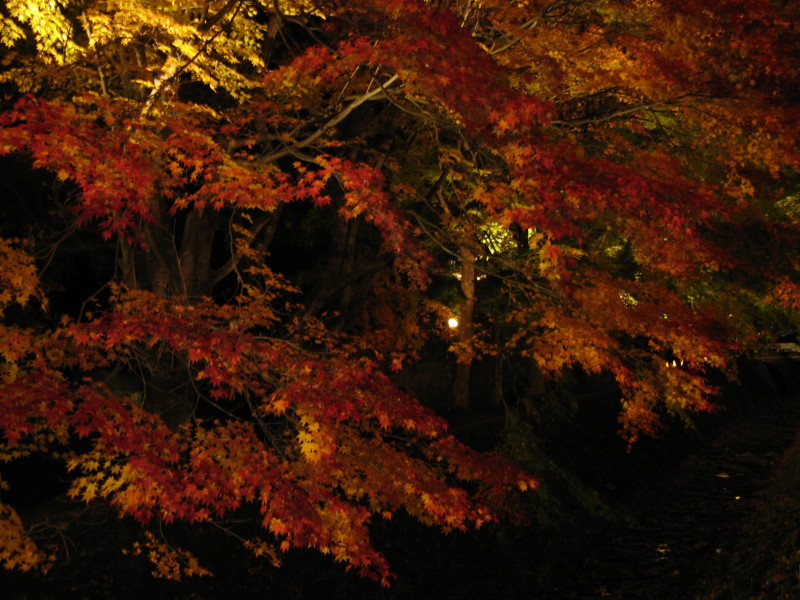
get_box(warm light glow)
[448,318,459,328]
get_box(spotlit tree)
[0,0,799,583]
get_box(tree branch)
[259,74,400,164]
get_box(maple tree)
[0,0,799,586]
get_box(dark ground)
[4,358,800,599]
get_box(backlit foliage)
[0,0,798,584]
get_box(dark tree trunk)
[117,199,217,429]
[452,244,476,410]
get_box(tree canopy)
[0,0,799,584]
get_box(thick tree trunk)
[116,200,291,429]
[142,197,182,297]
[179,210,214,299]
[139,345,194,429]
[302,218,386,324]
[489,353,504,408]
[117,199,215,429]
[302,218,355,318]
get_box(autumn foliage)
[0,0,799,585]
